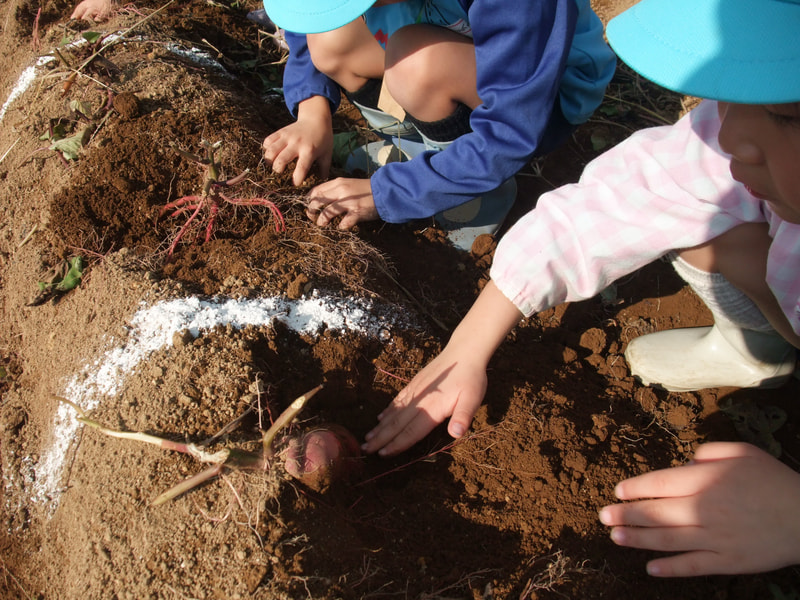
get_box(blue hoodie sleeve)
[371,0,579,223]
[282,30,342,118]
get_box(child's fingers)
[376,411,439,457]
[262,136,287,164]
[293,155,314,187]
[691,441,763,462]
[645,551,739,578]
[363,383,442,455]
[613,460,729,500]
[363,389,417,447]
[447,388,484,439]
[314,202,343,227]
[337,212,363,230]
[265,145,292,174]
[608,522,708,554]
[599,496,700,529]
[363,405,426,456]
[615,443,766,500]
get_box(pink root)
[167,201,204,258]
[159,195,202,218]
[221,195,286,233]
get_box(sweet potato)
[283,424,362,493]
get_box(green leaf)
[41,123,69,142]
[56,256,84,291]
[82,31,102,44]
[70,100,93,118]
[50,130,88,160]
[0,366,6,379]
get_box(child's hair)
[607,0,800,104]
[262,0,375,34]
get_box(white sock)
[669,253,774,332]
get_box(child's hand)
[263,96,333,187]
[71,0,113,21]
[362,343,488,456]
[599,442,800,576]
[364,281,523,456]
[305,178,378,229]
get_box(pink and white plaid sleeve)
[491,100,768,318]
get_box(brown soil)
[1,1,799,599]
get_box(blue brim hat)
[263,0,376,34]
[606,0,800,104]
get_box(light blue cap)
[262,0,376,34]
[606,0,800,103]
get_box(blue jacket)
[281,0,616,223]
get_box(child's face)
[718,102,800,224]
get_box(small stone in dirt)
[559,344,578,364]
[113,91,140,119]
[112,176,133,193]
[471,234,496,257]
[173,329,194,347]
[287,274,310,299]
[578,327,607,354]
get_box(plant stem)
[151,463,224,506]
[262,385,323,457]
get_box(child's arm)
[366,103,767,455]
[363,280,523,456]
[263,31,341,186]
[262,95,333,186]
[599,442,800,576]
[369,0,614,223]
[71,0,113,21]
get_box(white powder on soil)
[34,292,403,508]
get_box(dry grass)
[519,550,602,599]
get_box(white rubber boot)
[625,318,796,392]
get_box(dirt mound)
[1,1,799,599]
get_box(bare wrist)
[297,96,332,126]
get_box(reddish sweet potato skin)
[283,424,362,492]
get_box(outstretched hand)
[599,442,800,577]
[363,281,524,456]
[362,345,488,456]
